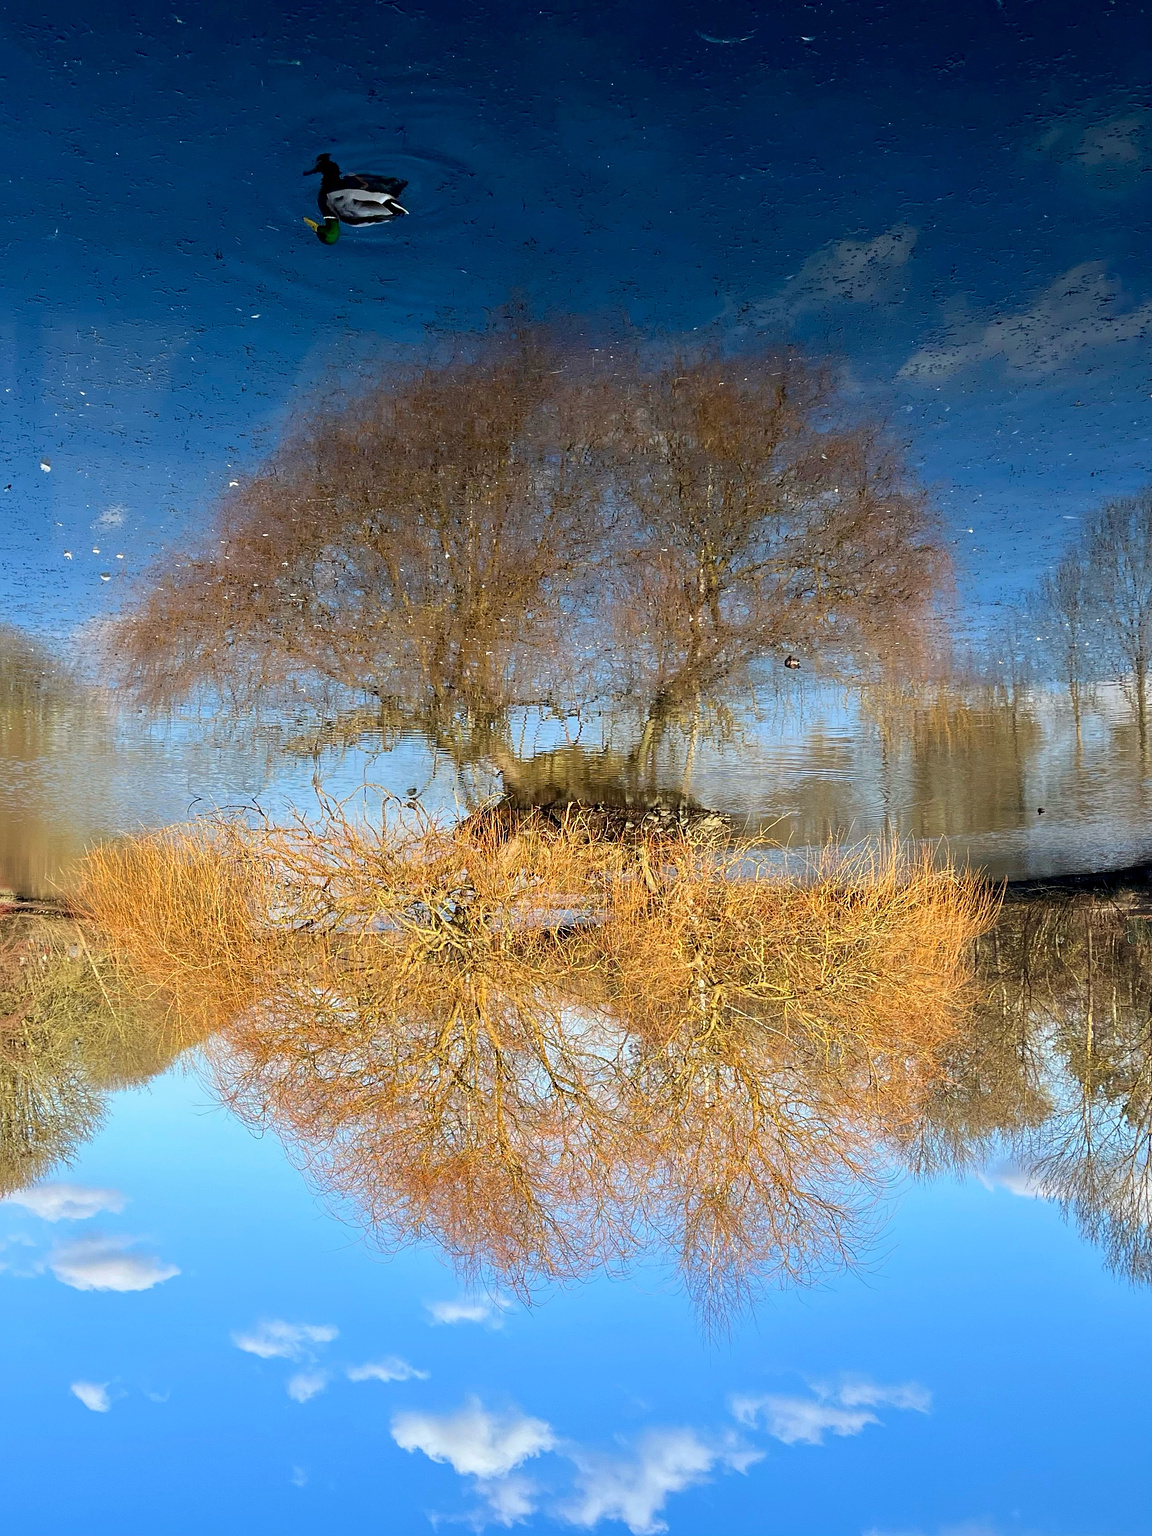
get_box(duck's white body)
[325,187,408,223]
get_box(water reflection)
[0,626,102,898]
[108,334,946,729]
[0,916,188,1196]
[914,891,1152,1285]
[9,824,1152,1322]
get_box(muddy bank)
[1003,859,1152,913]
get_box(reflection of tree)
[911,894,1152,1285]
[0,918,184,1194]
[0,628,94,898]
[1026,487,1152,749]
[1028,553,1094,736]
[112,331,603,729]
[109,333,948,776]
[81,814,989,1324]
[606,353,945,721]
[862,683,1043,841]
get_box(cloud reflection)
[566,1428,760,1536]
[231,1319,338,1360]
[730,1378,930,1445]
[70,1381,112,1413]
[5,1182,126,1222]
[50,1234,179,1293]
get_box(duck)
[303,152,408,241]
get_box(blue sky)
[4,10,1152,1524]
[1,1068,1150,1535]
[2,0,1151,632]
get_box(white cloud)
[5,1182,127,1222]
[287,1369,330,1404]
[566,1429,760,1535]
[392,1400,555,1480]
[827,1378,932,1413]
[347,1356,429,1384]
[50,1234,179,1293]
[71,1381,111,1413]
[901,261,1152,378]
[479,1474,539,1526]
[767,224,917,318]
[731,1378,930,1445]
[0,1233,43,1279]
[426,1297,509,1328]
[978,1162,1055,1200]
[732,1395,878,1445]
[231,1320,338,1361]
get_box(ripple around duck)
[225,75,513,329]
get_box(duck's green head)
[303,215,340,245]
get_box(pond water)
[6,658,1152,897]
[4,0,1152,1532]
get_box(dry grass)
[76,809,996,1319]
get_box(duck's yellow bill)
[303,217,320,231]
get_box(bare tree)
[603,351,947,719]
[113,329,606,731]
[109,334,948,752]
[1084,490,1152,746]
[1028,548,1095,735]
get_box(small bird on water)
[303,152,409,243]
[783,654,801,669]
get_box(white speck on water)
[40,461,51,472]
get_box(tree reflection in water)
[0,917,193,1196]
[105,329,949,784]
[912,891,1152,1285]
[10,331,1152,1321]
[78,809,987,1324]
[7,858,1152,1320]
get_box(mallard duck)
[303,152,408,241]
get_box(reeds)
[76,808,996,1320]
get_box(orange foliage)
[77,810,995,1320]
